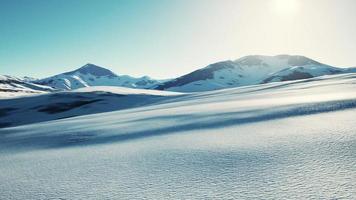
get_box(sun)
[272,0,300,16]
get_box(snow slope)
[0,75,55,98]
[0,86,181,128]
[155,55,349,92]
[262,64,342,83]
[1,73,356,199]
[36,63,161,90]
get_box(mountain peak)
[234,54,324,67]
[36,63,161,90]
[67,63,117,77]
[155,54,344,92]
[80,63,101,69]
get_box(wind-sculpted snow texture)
[1,73,356,199]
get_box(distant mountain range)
[1,55,356,97]
[34,63,161,90]
[155,55,355,92]
[0,75,56,98]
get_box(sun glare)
[272,0,300,16]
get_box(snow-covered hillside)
[262,64,341,83]
[0,86,181,128]
[155,55,348,92]
[0,75,55,98]
[36,63,161,90]
[1,73,356,199]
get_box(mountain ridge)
[35,63,161,90]
[0,75,56,98]
[154,55,353,92]
[2,54,355,95]
[63,63,117,77]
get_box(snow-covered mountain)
[155,55,348,92]
[1,73,356,199]
[0,75,55,98]
[3,55,355,95]
[35,63,161,90]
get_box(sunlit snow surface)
[1,73,356,199]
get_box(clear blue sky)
[1,0,356,79]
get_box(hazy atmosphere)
[1,0,356,79]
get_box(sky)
[1,0,356,79]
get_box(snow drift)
[1,73,356,199]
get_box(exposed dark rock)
[280,71,314,81]
[263,71,314,83]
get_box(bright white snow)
[0,75,54,99]
[157,55,350,92]
[1,73,356,199]
[37,63,162,90]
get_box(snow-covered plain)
[1,73,356,199]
